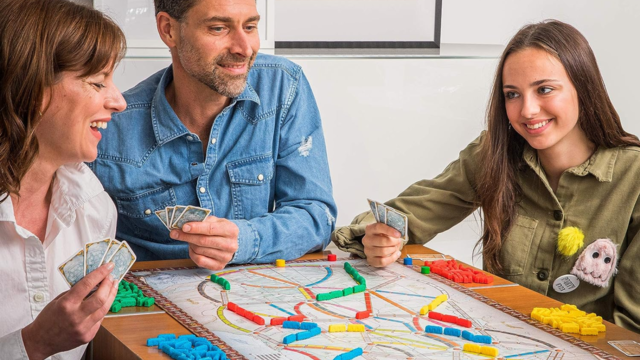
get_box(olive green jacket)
[332,135,640,332]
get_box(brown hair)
[154,0,201,20]
[0,0,126,200]
[476,20,640,273]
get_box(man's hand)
[22,262,118,360]
[171,216,239,270]
[362,223,403,267]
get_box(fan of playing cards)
[58,238,137,287]
[155,205,211,230]
[368,199,409,241]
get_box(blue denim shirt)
[89,53,337,263]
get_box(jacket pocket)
[114,185,176,241]
[227,153,274,219]
[500,214,538,276]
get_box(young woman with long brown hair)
[333,20,640,332]
[0,0,127,358]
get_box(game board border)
[125,258,620,360]
[125,268,249,360]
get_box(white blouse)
[0,163,117,360]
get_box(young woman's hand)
[362,223,403,267]
[21,262,118,360]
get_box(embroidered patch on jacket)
[570,238,618,288]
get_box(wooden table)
[94,245,640,359]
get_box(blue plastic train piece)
[425,325,444,334]
[473,334,493,344]
[283,334,297,344]
[334,347,364,360]
[283,321,301,329]
[462,330,475,340]
[300,322,319,330]
[443,327,461,337]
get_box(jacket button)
[144,209,151,215]
[553,210,563,221]
[537,270,549,281]
[257,174,264,181]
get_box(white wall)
[108,1,640,266]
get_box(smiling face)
[502,47,585,153]
[174,0,260,98]
[36,67,126,166]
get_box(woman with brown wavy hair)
[0,0,127,358]
[333,20,640,332]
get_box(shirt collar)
[523,144,618,182]
[151,65,261,146]
[0,163,104,228]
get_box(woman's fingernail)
[395,251,402,258]
[183,224,191,232]
[106,262,115,271]
[170,230,179,238]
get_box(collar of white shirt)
[0,162,105,227]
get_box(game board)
[128,259,619,360]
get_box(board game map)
[126,259,619,360]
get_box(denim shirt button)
[144,209,151,215]
[186,135,194,141]
[211,138,217,145]
[199,187,206,193]
[191,162,198,166]
[257,174,264,181]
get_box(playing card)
[376,202,386,223]
[367,198,379,222]
[170,205,188,229]
[100,239,121,267]
[173,206,211,229]
[58,249,85,287]
[609,340,640,357]
[85,238,111,275]
[386,207,409,241]
[165,206,175,227]
[105,241,137,282]
[155,209,170,230]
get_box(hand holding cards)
[58,238,136,287]
[155,205,211,230]
[367,199,409,241]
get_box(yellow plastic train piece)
[347,324,365,332]
[328,324,346,333]
[531,304,605,335]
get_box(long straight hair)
[0,0,126,200]
[476,20,640,273]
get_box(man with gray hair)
[90,0,337,270]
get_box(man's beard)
[206,52,255,98]
[178,40,255,98]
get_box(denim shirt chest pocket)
[114,185,177,242]
[227,153,274,220]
